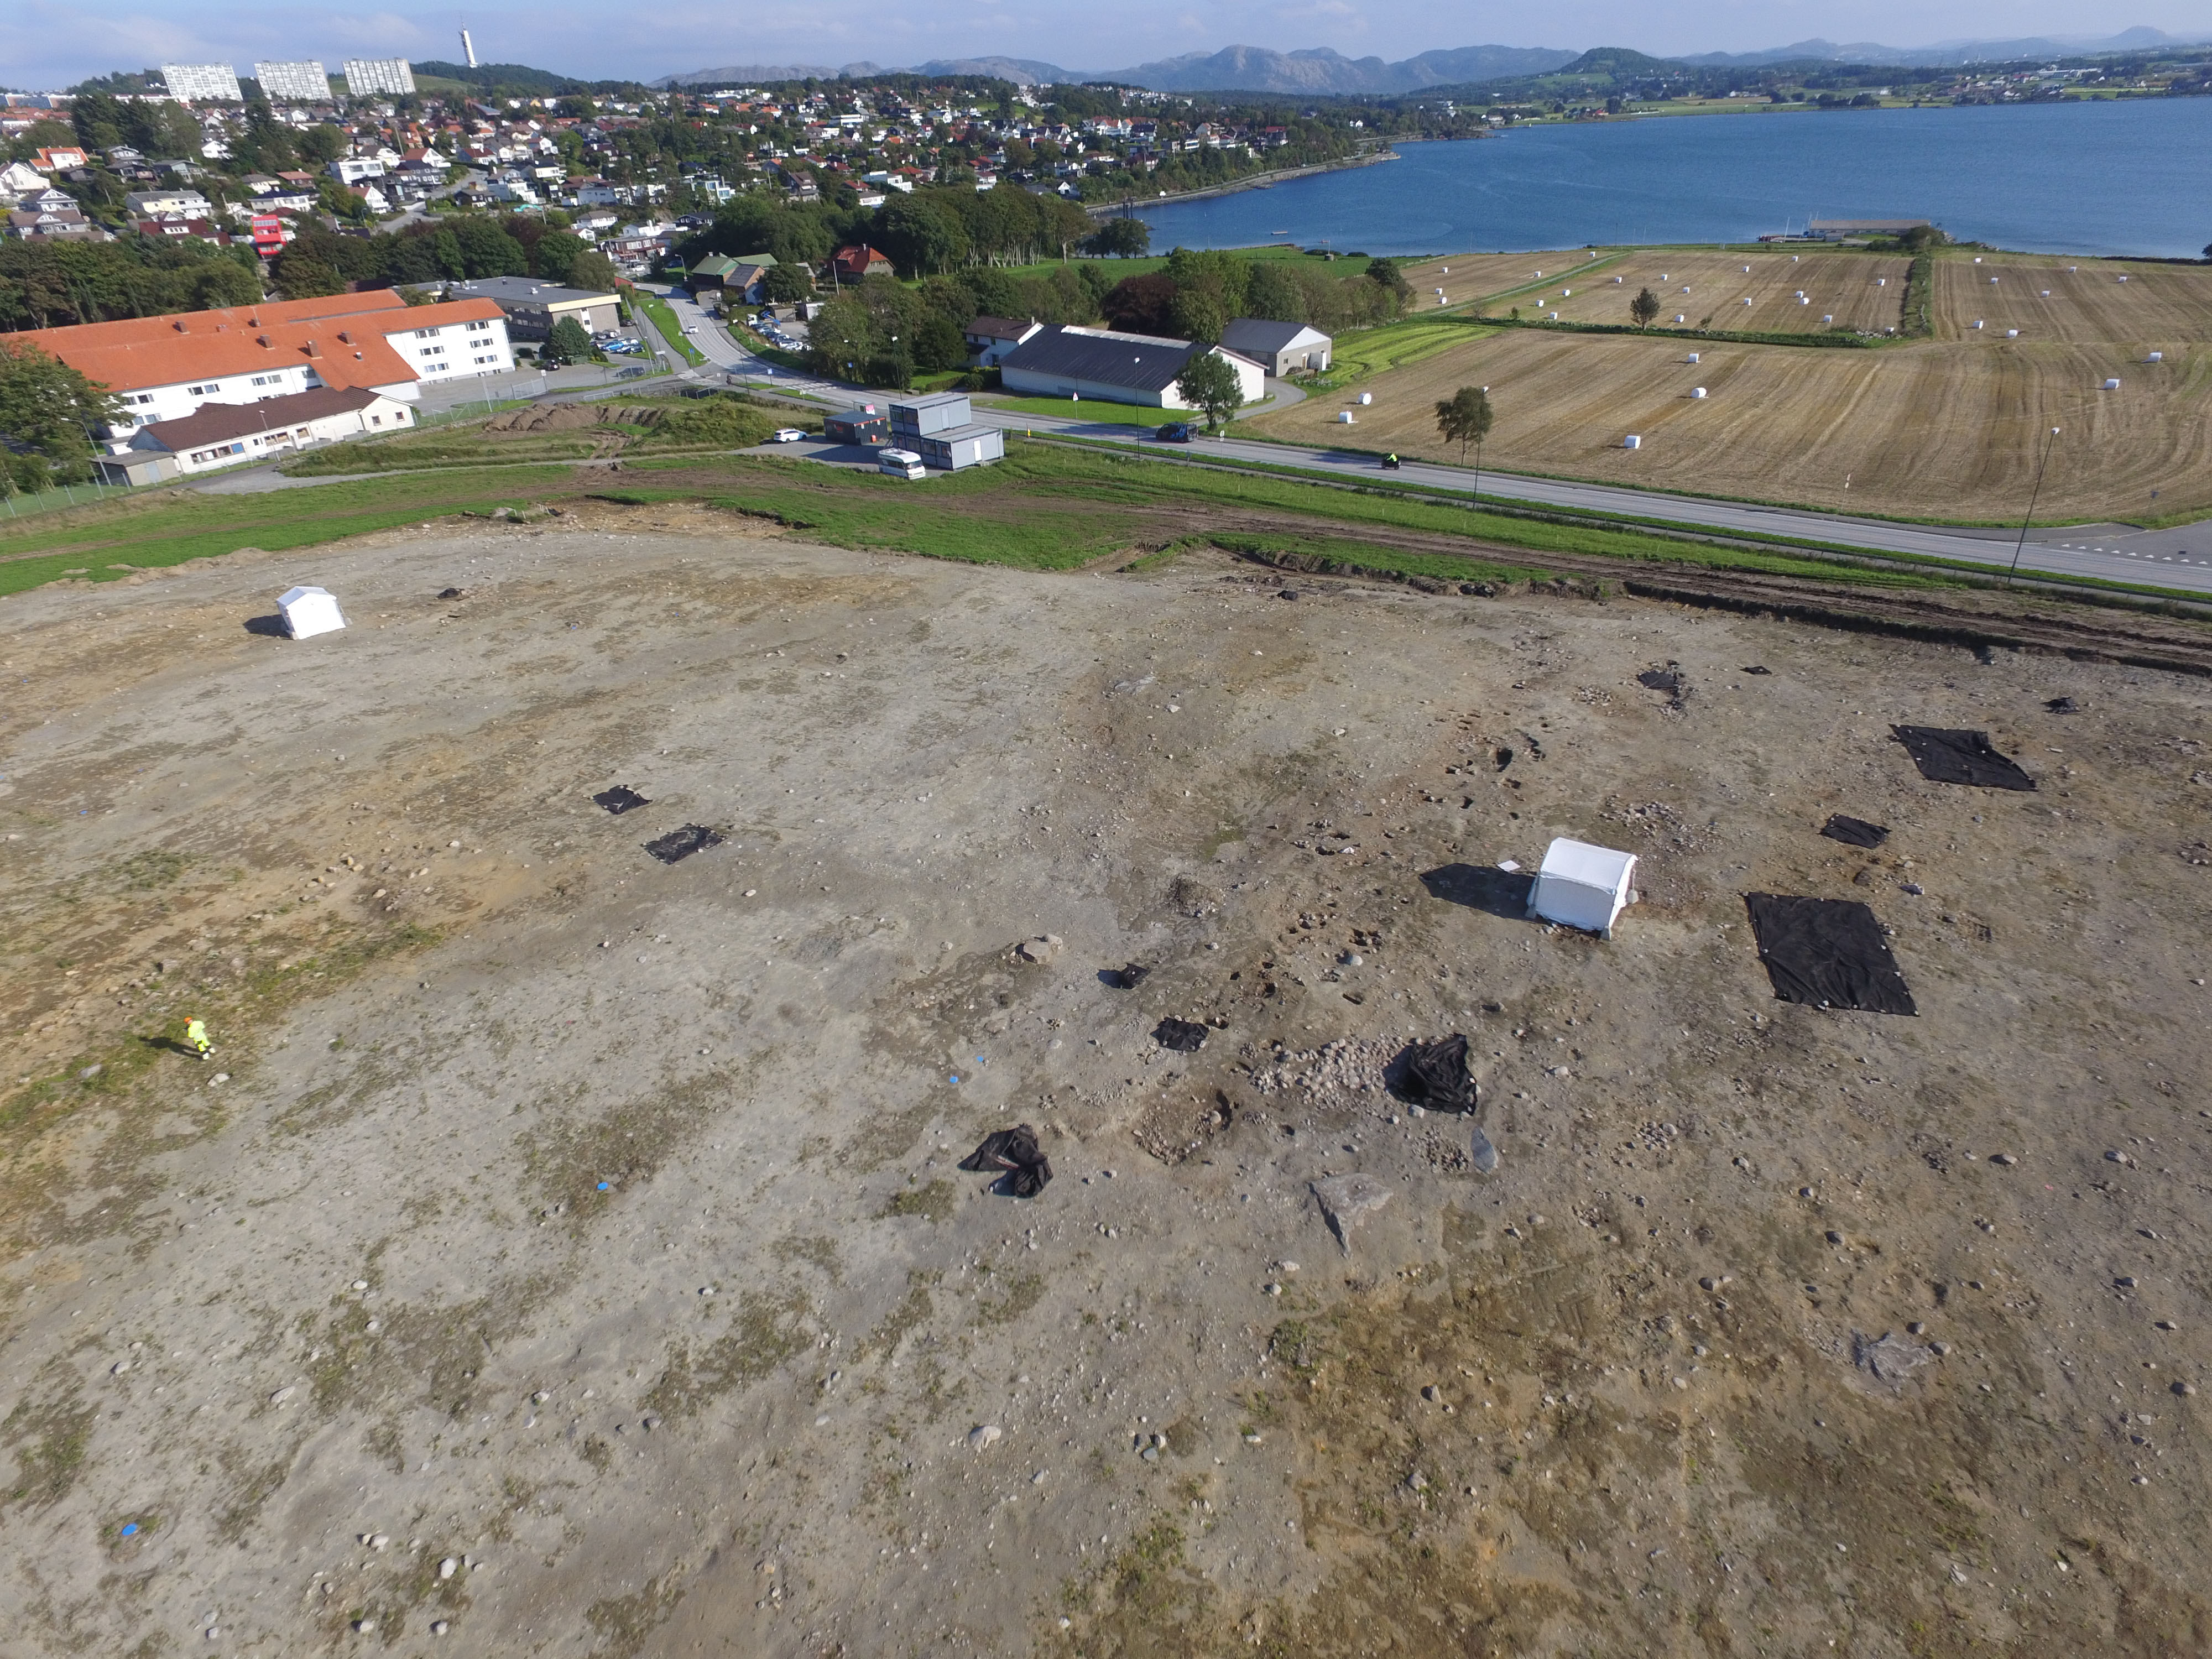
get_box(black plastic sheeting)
[1398,1035,1478,1114]
[1820,814,1891,849]
[1892,727,2036,791]
[594,785,651,815]
[1744,893,1917,1015]
[644,824,724,864]
[958,1125,1053,1198]
[1153,1017,1209,1052]
[1637,668,1682,695]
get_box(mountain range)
[658,27,2212,94]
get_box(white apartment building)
[343,59,417,97]
[161,64,244,103]
[253,61,332,101]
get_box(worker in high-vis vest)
[186,1017,212,1060]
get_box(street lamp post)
[2006,426,2060,587]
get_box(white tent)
[1527,837,1637,937]
[278,586,346,640]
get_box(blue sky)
[3,0,2199,90]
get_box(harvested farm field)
[1931,253,2212,348]
[1253,322,2212,525]
[6,511,2212,1659]
[1501,249,1913,335]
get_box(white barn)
[998,325,1266,411]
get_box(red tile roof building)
[17,291,514,451]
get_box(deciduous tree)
[1175,349,1244,434]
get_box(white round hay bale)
[1623,434,1641,449]
[1356,392,1371,405]
[1691,387,1707,399]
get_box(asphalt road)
[959,407,2212,596]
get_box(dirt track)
[4,510,2211,1657]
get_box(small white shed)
[278,586,345,640]
[1528,837,1637,937]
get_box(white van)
[877,448,927,479]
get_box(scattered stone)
[369,1533,390,1550]
[1421,1385,1442,1402]
[79,1064,102,1081]
[2106,1150,2133,1165]
[439,1557,458,1580]
[1016,935,1062,964]
[431,1621,450,1636]
[1406,1469,1429,1491]
[1991,1152,2016,1166]
[352,1280,368,1291]
[209,1072,229,1084]
[269,1385,295,1404]
[2172,1381,2195,1397]
[640,1413,660,1432]
[353,1619,377,1634]
[2156,1320,2178,1331]
[1855,1330,1931,1387]
[968,1423,1003,1451]
[1311,1174,1392,1253]
[111,1360,129,1375]
[2116,1276,2138,1288]
[1139,1444,1160,1462]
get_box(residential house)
[33,146,90,174]
[127,385,417,474]
[125,187,214,218]
[828,244,894,283]
[7,204,107,241]
[444,276,622,341]
[0,160,48,201]
[997,324,1267,410]
[963,315,1042,367]
[1218,317,1332,375]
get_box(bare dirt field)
[5,512,2212,1658]
[1932,254,2212,348]
[1255,324,2212,525]
[1507,251,1913,336]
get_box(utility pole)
[2006,426,2060,586]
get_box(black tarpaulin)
[1820,814,1891,849]
[1892,727,2036,791]
[1744,893,1917,1015]
[1153,1017,1209,1052]
[1399,1035,1478,1114]
[1637,668,1682,695]
[594,785,651,815]
[644,824,724,864]
[959,1124,1053,1198]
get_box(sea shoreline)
[1084,148,1399,218]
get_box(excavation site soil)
[4,505,2210,1658]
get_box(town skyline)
[6,1,2209,93]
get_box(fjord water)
[1135,98,2212,258]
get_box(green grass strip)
[631,290,706,366]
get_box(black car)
[1155,421,1194,443]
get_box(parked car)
[1155,422,1193,442]
[768,428,807,444]
[878,448,927,479]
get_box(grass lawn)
[17,433,2204,608]
[1304,317,1499,392]
[631,290,706,366]
[975,394,1157,425]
